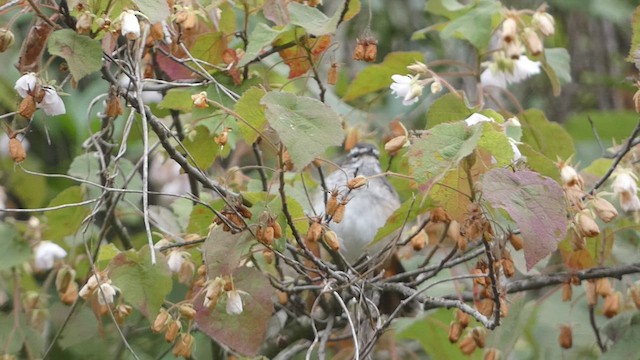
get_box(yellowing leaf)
[278,34,332,79]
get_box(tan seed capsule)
[471,327,486,348]
[502,258,515,278]
[179,304,196,319]
[344,127,360,152]
[477,298,494,317]
[410,230,426,251]
[152,309,170,333]
[501,17,517,43]
[630,288,640,309]
[585,280,598,306]
[347,175,368,190]
[306,221,322,243]
[523,27,543,56]
[327,63,338,85]
[332,201,346,223]
[256,225,264,243]
[363,40,378,62]
[352,39,365,61]
[0,27,15,52]
[562,283,572,302]
[384,135,407,155]
[60,282,78,306]
[272,221,282,239]
[595,278,613,297]
[456,309,471,328]
[277,290,288,305]
[634,90,640,113]
[326,190,339,216]
[262,249,274,264]
[459,334,477,355]
[591,197,618,223]
[18,95,37,119]
[9,138,26,163]
[508,233,524,251]
[576,211,600,238]
[173,333,194,358]
[559,325,572,349]
[499,297,508,318]
[484,348,500,360]
[323,230,340,251]
[448,321,462,343]
[237,205,252,219]
[262,226,274,245]
[603,292,620,318]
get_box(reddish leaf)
[194,266,274,356]
[202,227,253,276]
[480,169,567,270]
[278,35,332,79]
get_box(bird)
[312,143,401,264]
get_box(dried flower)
[191,91,209,108]
[9,137,26,163]
[501,17,517,43]
[523,27,543,56]
[576,210,600,238]
[167,250,190,274]
[612,168,640,212]
[96,282,119,305]
[34,241,67,271]
[390,74,423,106]
[347,175,367,190]
[448,321,462,343]
[603,292,620,318]
[0,28,15,52]
[559,325,572,349]
[591,197,618,223]
[384,135,407,155]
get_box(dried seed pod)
[384,135,407,155]
[0,27,15,52]
[332,200,346,223]
[456,309,471,328]
[410,230,426,251]
[508,233,523,251]
[344,127,360,152]
[484,348,500,360]
[263,249,274,264]
[327,62,338,85]
[431,207,452,223]
[152,309,170,333]
[9,137,26,163]
[603,292,620,318]
[237,205,252,219]
[523,27,543,56]
[173,333,194,358]
[256,225,264,243]
[323,230,340,251]
[18,95,37,119]
[630,288,640,309]
[471,327,486,348]
[179,304,196,319]
[55,265,76,294]
[501,17,517,43]
[477,298,494,317]
[448,321,462,343]
[595,278,613,297]
[306,221,322,243]
[576,210,600,238]
[471,268,487,287]
[347,175,368,190]
[499,297,508,318]
[262,226,274,246]
[60,281,78,305]
[591,197,618,223]
[559,325,572,349]
[326,189,339,216]
[277,290,288,305]
[272,220,282,239]
[214,128,230,147]
[363,39,377,62]
[562,283,572,302]
[459,334,477,355]
[502,258,515,278]
[352,39,366,60]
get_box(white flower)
[480,55,541,89]
[34,241,67,271]
[97,283,119,305]
[430,80,443,94]
[508,138,522,161]
[121,10,141,40]
[390,74,423,106]
[79,274,101,299]
[203,277,225,309]
[532,11,555,37]
[226,290,243,315]
[560,164,579,186]
[167,250,189,273]
[39,87,66,116]
[612,169,640,212]
[15,73,37,98]
[464,113,494,126]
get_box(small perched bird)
[313,143,401,263]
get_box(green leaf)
[408,122,482,183]
[425,93,474,128]
[238,24,290,67]
[186,203,218,236]
[520,109,575,160]
[288,0,346,35]
[158,89,194,112]
[425,0,472,18]
[518,143,560,181]
[183,125,218,169]
[372,196,432,245]
[485,295,533,356]
[261,92,344,168]
[7,162,47,208]
[194,267,274,357]
[440,0,501,50]
[234,87,267,144]
[133,0,170,23]
[627,6,640,62]
[480,169,567,270]
[540,48,571,96]
[343,52,425,101]
[42,186,90,241]
[191,32,226,66]
[108,246,172,318]
[478,122,514,167]
[47,29,102,81]
[0,223,31,271]
[96,243,120,267]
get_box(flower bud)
[501,17,517,43]
[407,61,429,74]
[347,175,367,190]
[591,197,618,223]
[576,210,600,238]
[523,27,543,57]
[0,28,15,52]
[9,137,26,163]
[559,325,572,349]
[532,11,555,37]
